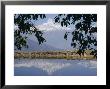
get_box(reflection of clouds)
[15,59,71,75]
[15,59,97,75]
[77,60,97,69]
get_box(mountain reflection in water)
[14,59,97,76]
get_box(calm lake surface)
[14,59,97,76]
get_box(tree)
[14,14,97,58]
[14,14,46,50]
[54,14,97,57]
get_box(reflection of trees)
[14,14,97,57]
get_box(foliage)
[14,14,46,50]
[54,14,97,57]
[14,14,97,58]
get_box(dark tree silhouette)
[14,14,46,50]
[14,14,97,58]
[54,14,97,57]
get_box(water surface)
[14,59,97,76]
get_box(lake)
[14,59,97,76]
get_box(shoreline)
[14,58,97,60]
[14,51,96,60]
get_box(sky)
[31,14,72,31]
[29,14,74,50]
[15,14,97,50]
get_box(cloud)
[36,18,71,31]
[14,25,19,30]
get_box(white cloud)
[36,18,71,31]
[14,25,19,30]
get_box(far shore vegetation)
[14,50,96,60]
[14,14,97,58]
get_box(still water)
[14,59,97,76]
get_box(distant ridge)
[15,38,62,51]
